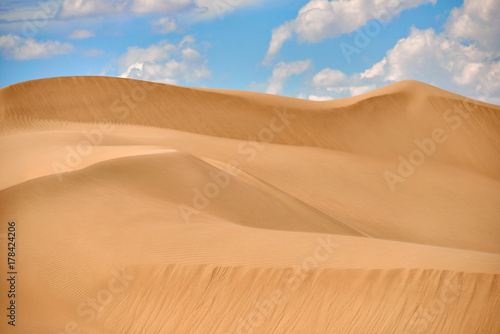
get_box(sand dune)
[1,76,499,333]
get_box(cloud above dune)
[0,0,499,104]
[263,0,436,64]
[116,37,211,84]
[0,34,73,60]
[310,27,500,102]
[312,68,347,87]
[445,0,500,53]
[307,0,500,103]
[266,59,311,95]
[362,27,495,85]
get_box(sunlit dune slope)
[1,76,499,178]
[1,76,499,334]
[1,76,499,252]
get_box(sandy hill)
[0,76,499,333]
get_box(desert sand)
[0,76,499,333]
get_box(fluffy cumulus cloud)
[264,0,436,64]
[445,0,500,53]
[266,59,311,95]
[0,34,73,60]
[116,36,211,84]
[308,0,500,103]
[312,68,347,87]
[362,28,494,84]
[310,27,500,102]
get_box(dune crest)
[1,76,499,333]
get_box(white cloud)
[312,68,347,86]
[116,37,211,84]
[362,28,495,87]
[1,0,262,48]
[445,0,500,53]
[308,94,333,101]
[0,34,73,60]
[310,27,500,102]
[180,47,200,60]
[57,0,260,19]
[453,63,484,86]
[178,35,195,47]
[59,0,129,18]
[130,0,192,14]
[266,59,311,95]
[305,0,500,103]
[59,0,192,17]
[0,2,59,22]
[68,29,95,39]
[152,17,179,34]
[264,0,436,63]
[263,21,294,65]
[192,0,262,20]
[360,58,387,79]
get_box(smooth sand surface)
[0,76,499,333]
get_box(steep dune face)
[1,77,499,333]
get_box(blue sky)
[0,0,499,103]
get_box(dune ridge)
[1,76,499,333]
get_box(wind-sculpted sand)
[0,76,499,333]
